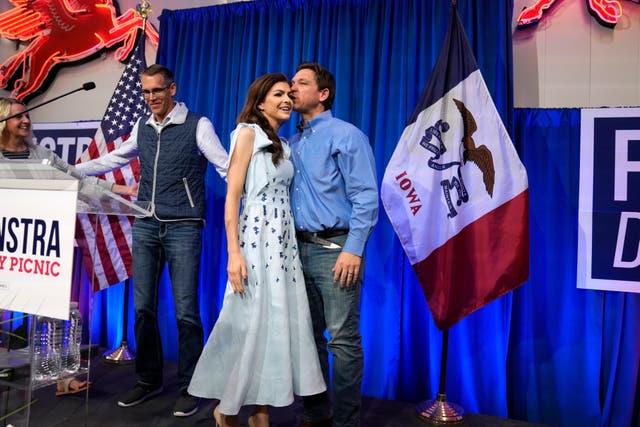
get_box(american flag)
[75,33,148,291]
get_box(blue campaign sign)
[579,109,640,293]
[32,122,100,165]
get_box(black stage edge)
[3,351,554,427]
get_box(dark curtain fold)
[90,2,639,426]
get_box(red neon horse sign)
[517,0,633,28]
[0,0,160,100]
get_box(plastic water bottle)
[61,302,83,374]
[31,316,48,382]
[32,316,62,382]
[50,317,63,380]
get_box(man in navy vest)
[76,64,228,417]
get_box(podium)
[0,159,150,426]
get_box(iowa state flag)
[381,6,529,330]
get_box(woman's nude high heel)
[214,406,241,427]
[248,406,269,427]
[213,405,222,427]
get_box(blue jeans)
[298,234,363,427]
[131,217,204,390]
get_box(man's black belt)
[296,229,348,248]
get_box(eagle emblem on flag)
[453,98,495,197]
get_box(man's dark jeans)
[132,217,204,390]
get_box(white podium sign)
[0,159,151,319]
[0,161,78,319]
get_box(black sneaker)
[117,382,163,407]
[172,389,200,417]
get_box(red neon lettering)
[517,0,623,28]
[587,0,622,27]
[516,0,557,27]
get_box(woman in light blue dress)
[188,73,325,427]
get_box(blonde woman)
[0,97,136,196]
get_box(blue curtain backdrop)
[88,1,640,426]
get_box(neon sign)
[0,0,159,100]
[517,0,628,28]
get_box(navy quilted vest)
[137,112,207,220]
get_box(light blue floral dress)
[188,123,325,414]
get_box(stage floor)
[1,352,554,427]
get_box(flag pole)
[104,279,135,363]
[102,0,152,365]
[137,0,151,32]
[415,2,463,421]
[416,329,465,424]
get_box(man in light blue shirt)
[289,62,378,427]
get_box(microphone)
[0,82,98,123]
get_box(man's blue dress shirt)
[289,110,378,256]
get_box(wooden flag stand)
[416,329,465,424]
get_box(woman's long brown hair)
[236,72,289,165]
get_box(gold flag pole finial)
[136,0,152,31]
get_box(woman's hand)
[227,251,247,294]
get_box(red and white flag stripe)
[76,133,140,291]
[75,33,147,291]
